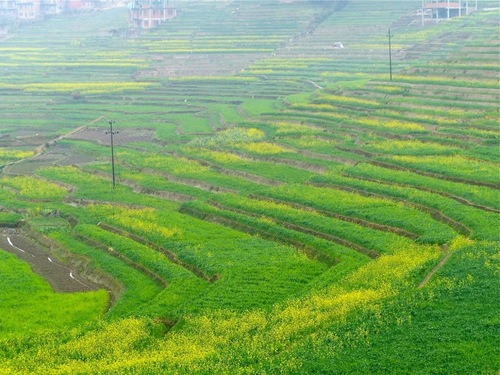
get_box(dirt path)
[417,251,453,289]
[90,115,105,124]
[1,125,90,176]
[0,229,99,293]
[305,80,323,90]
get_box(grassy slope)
[0,250,107,339]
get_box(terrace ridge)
[370,160,500,190]
[309,182,472,238]
[345,173,500,214]
[75,232,168,288]
[207,200,379,260]
[96,222,216,283]
[249,194,419,240]
[179,205,339,268]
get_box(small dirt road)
[0,229,99,293]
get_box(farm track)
[179,205,339,268]
[0,229,99,293]
[1,125,100,176]
[418,250,453,289]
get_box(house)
[0,0,18,19]
[41,0,65,14]
[16,0,41,19]
[128,0,176,29]
[66,0,102,12]
[0,0,103,21]
[422,0,478,24]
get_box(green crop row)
[314,170,499,242]
[210,193,416,255]
[344,163,499,210]
[256,183,458,244]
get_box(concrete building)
[128,0,176,29]
[0,0,103,21]
[421,0,478,24]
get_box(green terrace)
[0,0,498,373]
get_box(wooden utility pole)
[106,120,118,188]
[387,28,394,81]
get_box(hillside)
[0,0,498,373]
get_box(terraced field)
[0,1,498,373]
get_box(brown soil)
[0,229,100,293]
[66,126,156,146]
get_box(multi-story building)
[0,0,18,19]
[422,0,478,23]
[0,0,104,22]
[41,0,65,15]
[16,0,41,19]
[66,0,102,12]
[128,0,176,29]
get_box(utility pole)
[106,120,118,188]
[422,0,425,26]
[387,27,394,81]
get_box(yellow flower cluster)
[196,149,244,163]
[236,141,290,155]
[22,82,156,94]
[318,94,380,108]
[273,121,317,135]
[358,118,426,131]
[114,215,181,239]
[1,176,67,200]
[367,140,455,153]
[0,148,34,160]
[391,155,498,182]
[89,204,182,239]
[142,155,210,175]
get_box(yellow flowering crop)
[236,141,290,155]
[1,176,67,200]
[0,149,34,161]
[22,82,156,94]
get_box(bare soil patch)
[66,126,156,146]
[0,229,100,293]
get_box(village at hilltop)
[0,0,176,33]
